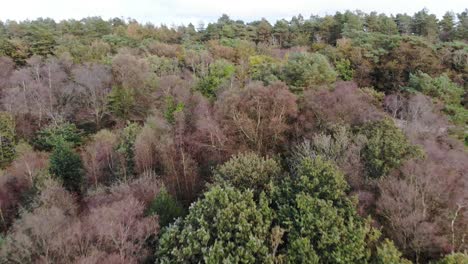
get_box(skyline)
[0,0,466,26]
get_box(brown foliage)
[298,81,383,135]
[0,56,14,92]
[82,130,118,187]
[215,81,297,155]
[146,41,181,58]
[378,93,468,261]
[2,56,74,125]
[133,114,201,203]
[0,147,48,232]
[1,177,161,263]
[208,40,236,62]
[72,63,112,129]
[376,39,443,91]
[112,51,151,90]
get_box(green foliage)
[435,253,468,264]
[213,152,282,195]
[196,59,235,98]
[291,156,348,201]
[287,238,320,264]
[406,72,466,143]
[49,139,84,193]
[116,122,140,179]
[282,52,337,90]
[374,239,412,264]
[273,156,378,263]
[0,112,16,168]
[163,96,184,125]
[360,119,422,178]
[157,186,273,263]
[248,55,280,85]
[361,87,385,104]
[108,86,136,121]
[25,23,57,57]
[147,186,186,228]
[33,122,83,151]
[444,104,468,126]
[335,58,354,81]
[148,55,180,76]
[407,72,463,105]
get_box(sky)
[0,0,466,26]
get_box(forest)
[0,8,467,264]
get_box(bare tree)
[73,63,112,129]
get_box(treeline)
[0,8,467,63]
[0,9,466,264]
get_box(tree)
[436,253,468,264]
[157,186,273,263]
[216,82,297,155]
[108,85,136,122]
[3,56,75,125]
[273,19,290,48]
[116,122,140,181]
[281,52,337,90]
[411,9,439,39]
[213,152,282,195]
[360,118,421,178]
[298,82,383,134]
[335,58,354,81]
[440,12,455,41]
[365,12,398,34]
[146,186,185,227]
[49,139,84,193]
[0,145,48,232]
[272,156,378,263]
[82,129,118,187]
[196,59,235,99]
[395,14,413,34]
[374,239,412,264]
[33,121,82,151]
[0,112,15,168]
[1,177,160,263]
[0,57,14,91]
[248,55,280,85]
[456,9,468,40]
[407,72,463,106]
[72,63,112,129]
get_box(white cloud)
[0,0,466,25]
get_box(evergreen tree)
[0,112,15,168]
[49,138,84,193]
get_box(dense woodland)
[0,8,467,263]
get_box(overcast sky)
[0,0,466,25]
